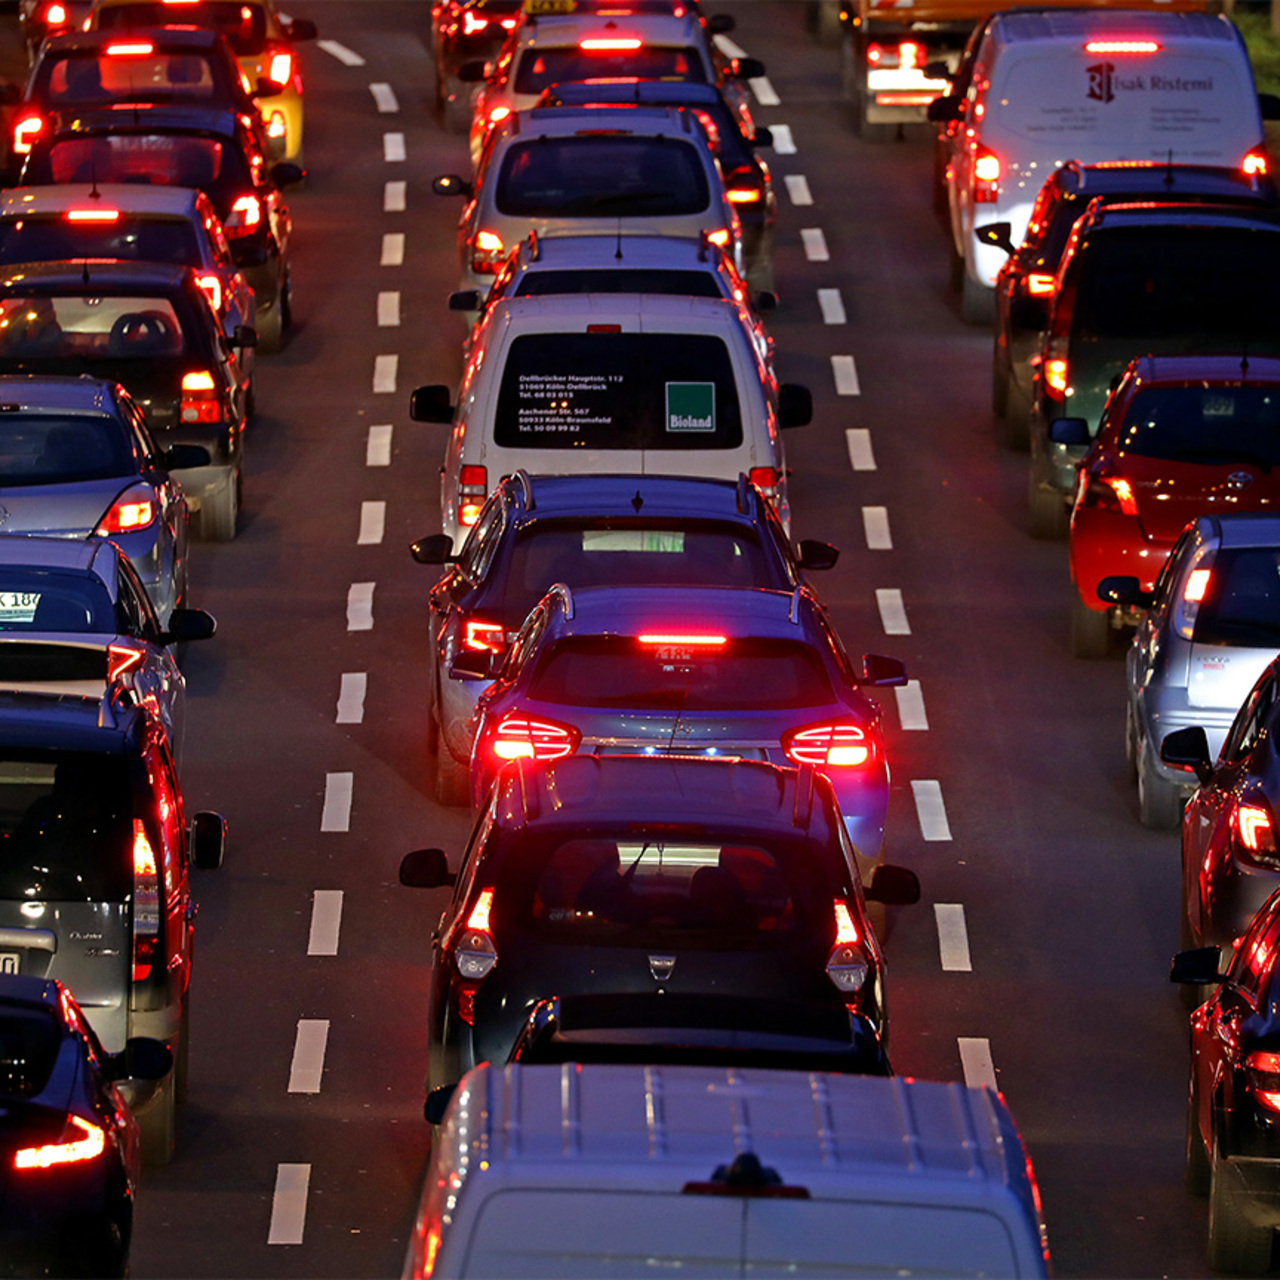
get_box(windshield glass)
[1117,385,1280,468]
[0,294,189,362]
[0,217,200,268]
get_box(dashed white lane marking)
[377,291,401,327]
[818,288,846,325]
[268,1164,311,1245]
[357,501,386,546]
[712,32,746,58]
[336,673,366,725]
[751,75,780,106]
[876,587,910,636]
[347,583,375,632]
[373,354,398,394]
[862,505,891,550]
[384,180,406,212]
[800,227,829,262]
[845,428,876,471]
[912,779,953,841]
[832,354,861,395]
[770,123,796,154]
[321,772,353,833]
[288,1020,330,1094]
[784,174,813,206]
[383,132,406,162]
[366,424,392,467]
[307,890,344,956]
[369,82,399,113]
[958,1037,997,1090]
[894,680,929,731]
[381,233,404,266]
[935,904,973,972]
[317,39,364,66]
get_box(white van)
[410,293,811,545]
[933,8,1274,322]
[401,1063,1052,1279]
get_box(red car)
[1062,353,1280,657]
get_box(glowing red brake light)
[464,619,506,653]
[472,229,505,275]
[95,483,158,535]
[637,633,727,647]
[1084,40,1159,53]
[181,370,222,424]
[13,115,44,155]
[14,1116,105,1171]
[466,889,494,934]
[459,464,487,527]
[224,194,261,236]
[488,714,580,762]
[1246,1050,1280,1112]
[1026,273,1055,297]
[64,208,120,223]
[580,37,642,49]
[105,41,154,55]
[453,887,499,1019]
[1184,568,1211,604]
[833,899,859,946]
[44,2,68,24]
[783,723,872,768]
[726,185,762,204]
[132,818,159,982]
[107,644,145,682]
[267,51,292,85]
[196,273,222,312]
[1044,357,1068,395]
[705,228,731,248]
[1245,148,1269,177]
[973,146,1000,202]
[899,40,922,68]
[462,9,489,34]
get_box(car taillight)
[1042,335,1069,399]
[973,145,1000,203]
[181,370,223,424]
[1247,1050,1280,1112]
[487,105,511,126]
[451,888,498,1025]
[464,619,506,653]
[94,482,158,535]
[1077,473,1136,517]
[725,170,763,205]
[865,39,921,68]
[107,644,144,682]
[459,464,487,527]
[1083,39,1159,53]
[471,229,505,275]
[1245,147,1269,177]
[105,41,154,55]
[132,819,159,983]
[267,50,292,85]
[196,273,222,312]
[783,722,873,768]
[43,2,69,25]
[12,115,43,156]
[704,228,731,248]
[488,714,580,762]
[1185,568,1211,603]
[266,110,286,139]
[826,900,868,993]
[13,1115,106,1171]
[224,194,262,237]
[580,36,642,49]
[1233,802,1280,870]
[748,466,781,502]
[637,632,727,648]
[462,9,488,34]
[1026,272,1055,297]
[65,207,120,223]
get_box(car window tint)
[514,269,723,299]
[513,46,707,94]
[0,216,201,269]
[0,1006,63,1098]
[0,294,189,362]
[0,568,114,631]
[1117,386,1280,468]
[97,2,269,56]
[0,412,135,486]
[1191,548,1280,647]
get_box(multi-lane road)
[0,0,1212,1272]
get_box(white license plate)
[0,952,19,974]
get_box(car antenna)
[631,488,643,513]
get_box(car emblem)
[1227,471,1255,490]
[649,954,676,981]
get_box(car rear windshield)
[513,269,723,299]
[1192,547,1280,647]
[0,569,117,630]
[0,751,132,901]
[494,332,743,449]
[1117,385,1280,467]
[0,294,190,362]
[0,1006,62,1098]
[0,413,135,486]
[41,51,226,106]
[495,136,710,217]
[0,217,201,269]
[41,134,250,202]
[96,2,269,56]
[513,46,708,95]
[528,635,835,710]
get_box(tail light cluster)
[1232,801,1280,870]
[459,464,487,527]
[865,39,922,68]
[826,899,869,994]
[1076,472,1136,517]
[1025,272,1055,297]
[1245,1049,1280,1113]
[463,618,505,653]
[39,1,70,29]
[265,111,287,140]
[487,714,580,763]
[181,370,223,424]
[13,1115,106,1171]
[94,483,157,534]
[471,229,506,275]
[452,888,498,1025]
[265,47,293,86]
[972,146,1001,204]
[107,644,144,683]
[725,166,763,206]
[196,273,223,313]
[224,194,262,238]
[132,819,160,983]
[12,114,44,156]
[748,465,781,505]
[1042,335,1069,400]
[783,722,873,769]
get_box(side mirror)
[751,125,773,150]
[1050,417,1090,447]
[708,13,736,33]
[1009,294,1049,330]
[753,290,777,313]
[730,56,765,80]
[234,324,257,349]
[287,17,318,40]
[162,442,211,471]
[866,864,921,906]
[1260,92,1280,121]
[922,60,950,80]
[433,173,472,198]
[450,648,499,680]
[410,384,454,423]
[230,240,269,268]
[400,847,455,888]
[1161,725,1213,787]
[190,810,226,870]
[410,533,456,565]
[1170,945,1223,986]
[425,1082,457,1125]
[778,383,812,429]
[271,162,304,187]
[797,539,839,571]
[975,221,1016,256]
[254,78,284,99]
[458,58,489,83]
[448,288,483,312]
[861,653,907,687]
[926,95,962,124]
[163,607,217,644]
[109,1037,173,1083]
[1097,575,1153,610]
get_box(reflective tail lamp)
[267,50,293,85]
[1234,802,1280,869]
[65,207,120,223]
[107,644,144,683]
[1246,1050,1280,1112]
[580,37,642,49]
[12,115,44,156]
[471,228,505,275]
[196,272,222,313]
[95,482,158,534]
[973,145,1000,204]
[487,714,580,762]
[105,41,155,55]
[826,900,868,993]
[783,722,872,768]
[1078,474,1136,517]
[223,194,262,237]
[458,464,487,527]
[464,619,506,653]
[13,1115,106,1170]
[1025,272,1055,297]
[181,370,222,423]
[132,819,160,982]
[1244,148,1269,178]
[266,110,286,139]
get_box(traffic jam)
[0,0,1278,1273]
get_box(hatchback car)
[0,261,254,539]
[399,753,919,1093]
[415,471,839,805]
[0,975,172,1275]
[433,0,520,132]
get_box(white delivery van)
[934,8,1274,322]
[401,1063,1052,1279]
[410,293,811,545]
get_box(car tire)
[947,243,965,293]
[992,346,1009,417]
[1027,472,1069,540]
[1209,1140,1273,1274]
[961,270,995,325]
[1070,594,1110,659]
[435,742,471,807]
[1124,699,1140,780]
[1186,1076,1211,1196]
[197,471,239,542]
[1138,737,1183,831]
[257,293,283,354]
[138,1070,176,1167]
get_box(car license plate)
[0,952,19,974]
[524,0,575,13]
[0,592,39,623]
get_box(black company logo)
[1087,61,1115,103]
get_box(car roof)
[0,373,118,412]
[497,103,700,141]
[1087,201,1280,233]
[548,583,812,638]
[0,259,193,291]
[0,533,114,575]
[0,689,142,752]
[497,472,766,524]
[1130,353,1280,384]
[0,184,205,218]
[510,233,727,271]
[44,104,244,138]
[991,7,1233,43]
[1061,162,1275,202]
[40,25,230,52]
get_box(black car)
[399,754,919,1095]
[19,104,297,352]
[432,0,520,132]
[0,974,171,1278]
[0,260,254,539]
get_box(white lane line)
[317,39,364,66]
[876,588,910,635]
[818,288,847,325]
[357,501,386,546]
[935,904,973,972]
[894,680,929,731]
[862,506,891,550]
[912,779,953,842]
[958,1037,997,1090]
[373,354,398,394]
[800,227,829,262]
[381,233,404,266]
[288,1020,330,1094]
[321,772,353,833]
[770,123,796,154]
[347,582,375,632]
[366,424,392,467]
[846,428,876,472]
[832,354,861,396]
[369,82,399,113]
[384,179,406,213]
[784,174,813,206]
[383,132,406,162]
[377,291,401,327]
[336,673,366,725]
[751,75,780,106]
[712,32,746,58]
[268,1164,311,1245]
[307,890,344,956]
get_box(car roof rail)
[791,763,815,829]
[547,581,574,620]
[736,471,750,514]
[513,468,535,510]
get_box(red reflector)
[1245,149,1269,177]
[105,41,154,55]
[1083,39,1159,53]
[64,208,120,223]
[580,37,642,49]
[586,323,621,332]
[95,484,158,535]
[14,1116,105,1171]
[637,633,727,647]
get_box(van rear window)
[1192,548,1280,647]
[513,269,723,299]
[0,217,200,270]
[494,332,743,449]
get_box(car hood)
[0,477,136,536]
